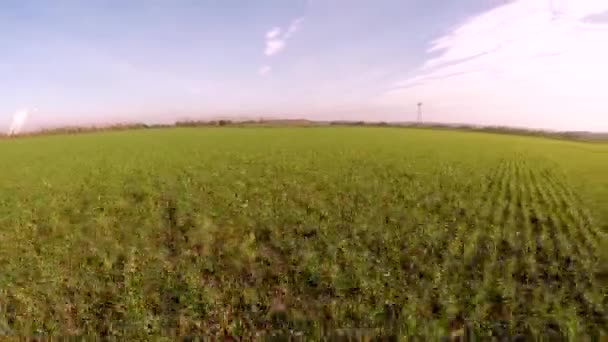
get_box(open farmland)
[0,127,606,338]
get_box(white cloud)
[266,27,282,39]
[258,65,272,76]
[285,17,304,38]
[382,0,608,131]
[263,17,305,57]
[265,40,286,56]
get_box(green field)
[0,127,606,338]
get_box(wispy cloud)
[258,65,272,76]
[381,0,608,131]
[285,17,304,38]
[265,27,282,40]
[265,40,286,56]
[264,17,304,56]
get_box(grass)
[0,127,606,339]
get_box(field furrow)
[519,159,607,334]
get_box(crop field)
[0,127,606,339]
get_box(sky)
[1,0,608,133]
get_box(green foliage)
[0,127,606,339]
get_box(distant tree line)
[1,119,606,142]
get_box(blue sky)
[2,0,608,133]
